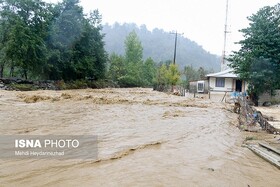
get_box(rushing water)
[0,88,279,186]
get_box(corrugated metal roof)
[206,68,238,78]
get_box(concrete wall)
[258,90,280,106]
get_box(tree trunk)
[9,66,14,77]
[0,64,4,78]
[23,69,28,80]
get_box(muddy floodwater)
[0,88,279,186]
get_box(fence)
[237,95,278,133]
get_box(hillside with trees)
[102,23,221,71]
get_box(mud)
[0,88,279,186]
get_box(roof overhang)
[206,68,238,78]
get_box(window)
[215,78,225,87]
[197,82,204,92]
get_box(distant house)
[206,68,247,93]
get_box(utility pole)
[169,31,183,93]
[170,31,183,64]
[222,0,230,68]
[173,31,178,64]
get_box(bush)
[54,80,67,90]
[118,75,141,87]
[65,80,88,89]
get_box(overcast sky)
[47,0,279,56]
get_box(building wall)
[209,77,234,92]
[209,77,248,92]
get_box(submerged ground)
[0,88,279,186]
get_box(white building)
[206,68,247,93]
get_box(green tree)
[124,30,143,63]
[142,57,156,86]
[1,0,51,79]
[167,63,180,91]
[0,0,108,81]
[155,64,169,91]
[46,0,85,80]
[71,10,107,80]
[0,16,10,77]
[118,30,144,87]
[229,4,280,98]
[108,53,126,82]
[44,0,107,80]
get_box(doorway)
[235,80,242,92]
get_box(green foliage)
[125,30,143,64]
[154,63,181,91]
[108,31,144,87]
[154,64,169,91]
[45,1,107,81]
[142,57,157,86]
[107,31,158,87]
[229,4,280,97]
[108,53,126,82]
[156,64,169,86]
[0,0,107,81]
[0,0,51,79]
[167,64,180,86]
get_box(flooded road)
[0,88,279,186]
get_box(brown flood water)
[0,88,279,186]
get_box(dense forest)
[0,0,215,89]
[102,23,221,71]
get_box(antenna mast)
[222,0,229,66]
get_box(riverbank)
[0,78,118,91]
